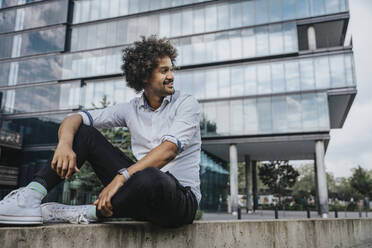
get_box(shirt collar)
[139,93,173,111]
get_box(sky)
[323,0,372,178]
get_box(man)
[0,36,201,228]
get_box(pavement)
[202,209,372,220]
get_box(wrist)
[115,174,126,186]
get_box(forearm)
[127,141,177,177]
[58,114,83,147]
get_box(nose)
[166,70,174,81]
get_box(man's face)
[145,56,175,96]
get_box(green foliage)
[194,210,203,220]
[70,95,135,195]
[258,161,299,203]
[349,165,372,197]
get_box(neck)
[144,90,164,110]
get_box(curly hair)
[121,35,178,93]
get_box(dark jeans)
[34,124,197,228]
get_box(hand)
[94,175,126,217]
[51,142,80,179]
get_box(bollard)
[238,206,241,220]
[306,208,311,219]
[335,209,338,218]
[274,207,279,219]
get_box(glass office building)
[0,0,355,214]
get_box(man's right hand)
[51,143,80,179]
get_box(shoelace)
[0,187,26,206]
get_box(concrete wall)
[1,219,372,248]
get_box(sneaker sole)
[0,215,42,225]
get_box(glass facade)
[200,92,330,137]
[0,0,43,9]
[72,0,348,25]
[176,53,355,99]
[0,26,66,59]
[0,0,354,210]
[1,114,65,146]
[0,0,68,34]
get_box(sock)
[26,181,47,198]
[88,205,98,220]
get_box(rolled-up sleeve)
[68,102,129,129]
[161,96,200,153]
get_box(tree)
[349,166,372,198]
[69,95,135,196]
[258,161,299,204]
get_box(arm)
[95,140,178,216]
[95,95,201,217]
[51,114,83,179]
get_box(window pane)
[180,37,192,65]
[204,33,217,63]
[272,96,287,132]
[230,66,244,96]
[316,93,329,129]
[244,99,258,133]
[255,0,269,24]
[325,0,340,13]
[287,95,302,131]
[282,0,296,20]
[205,69,218,99]
[283,22,298,53]
[216,33,230,61]
[216,101,230,134]
[171,12,181,37]
[244,66,257,95]
[314,56,331,89]
[344,54,354,86]
[285,61,300,91]
[182,9,193,35]
[192,36,205,64]
[230,30,242,60]
[269,24,284,54]
[310,0,325,16]
[271,63,285,93]
[256,26,269,56]
[242,0,255,26]
[330,55,345,87]
[269,0,281,22]
[242,28,256,58]
[300,59,315,90]
[194,71,206,98]
[193,7,205,34]
[218,68,230,97]
[203,102,217,135]
[159,13,170,37]
[296,0,310,18]
[302,94,317,129]
[230,100,244,133]
[205,5,217,32]
[217,3,229,30]
[257,97,272,132]
[257,64,271,94]
[230,1,242,28]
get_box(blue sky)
[324,0,372,177]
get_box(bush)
[194,210,203,220]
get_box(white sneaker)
[0,187,43,225]
[41,202,97,224]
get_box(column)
[315,140,329,218]
[314,155,321,215]
[252,160,258,211]
[229,144,239,215]
[307,26,317,50]
[245,155,253,213]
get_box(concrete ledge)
[1,218,372,248]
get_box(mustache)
[163,79,174,84]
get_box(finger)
[65,158,75,179]
[56,159,63,177]
[51,156,57,170]
[61,159,69,178]
[93,199,98,205]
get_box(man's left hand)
[94,174,126,217]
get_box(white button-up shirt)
[76,90,201,203]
